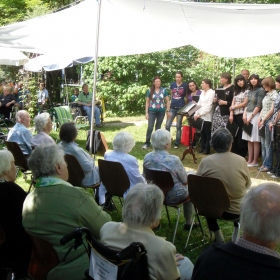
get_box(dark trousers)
[231,114,248,157]
[200,120,211,152]
[272,125,280,176]
[206,212,239,231]
[145,111,165,144]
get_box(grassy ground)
[3,115,280,263]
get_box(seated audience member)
[196,128,251,242]
[0,85,16,119]
[31,112,55,147]
[58,122,100,185]
[143,129,196,230]
[77,84,102,127]
[99,131,146,205]
[70,87,79,102]
[0,150,31,279]
[192,183,280,280]
[101,183,194,280]
[23,144,111,280]
[7,110,32,156]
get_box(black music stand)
[178,103,201,164]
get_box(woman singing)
[143,76,170,149]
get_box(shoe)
[260,167,271,172]
[174,144,179,149]
[142,144,150,149]
[184,222,199,231]
[96,124,103,128]
[267,171,275,175]
[203,150,210,155]
[199,150,204,154]
[247,163,259,167]
[257,166,264,170]
[271,175,280,179]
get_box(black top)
[193,241,280,280]
[217,84,234,116]
[0,93,15,107]
[0,181,31,272]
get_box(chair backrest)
[53,106,73,128]
[27,233,59,280]
[90,236,150,280]
[188,174,230,219]
[64,154,85,187]
[0,224,6,246]
[143,167,174,197]
[5,141,29,170]
[86,130,108,157]
[98,159,130,197]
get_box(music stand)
[178,103,201,164]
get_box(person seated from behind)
[7,110,32,156]
[192,183,280,280]
[31,112,55,147]
[70,87,79,102]
[99,131,146,205]
[0,85,16,119]
[58,122,100,186]
[23,144,111,280]
[0,150,31,280]
[77,83,102,127]
[196,128,251,243]
[101,183,194,280]
[143,129,196,230]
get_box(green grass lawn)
[3,115,280,263]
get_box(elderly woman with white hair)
[23,144,111,280]
[143,129,196,230]
[31,112,55,147]
[100,183,194,280]
[99,131,145,205]
[0,150,31,279]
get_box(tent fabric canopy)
[0,47,28,66]
[1,0,280,59]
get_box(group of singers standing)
[143,70,280,178]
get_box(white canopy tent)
[0,0,280,58]
[0,47,28,66]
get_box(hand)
[258,120,264,128]
[242,115,247,124]
[269,122,274,131]
[145,113,149,120]
[218,100,226,106]
[6,102,11,107]
[166,112,171,119]
[230,106,235,111]
[213,97,217,103]
[194,114,199,121]
[175,254,184,266]
[229,115,233,124]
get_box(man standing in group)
[37,82,48,109]
[7,110,32,156]
[241,69,250,81]
[14,82,31,109]
[77,84,102,127]
[192,182,280,279]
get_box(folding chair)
[60,227,150,280]
[5,141,34,193]
[98,159,130,209]
[64,154,100,189]
[0,118,14,144]
[27,233,59,280]
[143,167,190,244]
[185,174,239,249]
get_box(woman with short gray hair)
[100,183,194,280]
[99,131,145,205]
[197,128,251,243]
[23,144,111,280]
[31,112,55,147]
[143,129,196,231]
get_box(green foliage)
[83,46,200,116]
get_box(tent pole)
[233,58,235,79]
[89,0,102,155]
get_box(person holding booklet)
[242,74,265,167]
[194,79,215,155]
[229,75,249,157]
[258,77,278,172]
[212,73,234,133]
